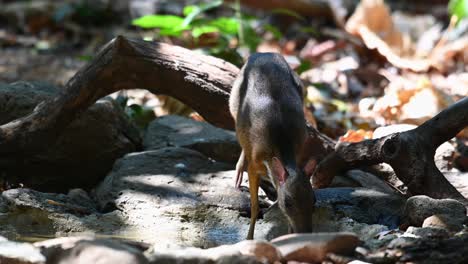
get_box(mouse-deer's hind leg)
[235,150,246,188]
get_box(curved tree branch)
[313,97,468,204]
[0,36,239,163]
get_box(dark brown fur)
[229,53,316,239]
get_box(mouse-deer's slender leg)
[235,150,246,188]
[246,164,260,240]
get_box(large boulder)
[143,115,240,163]
[0,81,141,191]
[0,188,100,239]
[94,147,280,247]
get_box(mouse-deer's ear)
[303,158,317,178]
[272,157,287,185]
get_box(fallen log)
[313,97,468,205]
[0,36,238,166]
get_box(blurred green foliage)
[449,0,468,20]
[131,0,285,66]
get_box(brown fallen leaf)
[346,0,406,54]
[344,0,466,72]
[339,129,373,143]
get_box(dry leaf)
[344,0,447,72]
[346,0,405,53]
[339,129,373,142]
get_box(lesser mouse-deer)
[229,53,316,239]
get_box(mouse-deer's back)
[230,53,315,238]
[230,53,306,164]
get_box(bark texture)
[313,97,468,205]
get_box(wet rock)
[1,188,97,215]
[0,188,99,239]
[404,226,449,239]
[334,218,388,245]
[271,232,360,263]
[404,195,466,226]
[143,115,240,163]
[94,147,279,247]
[39,238,148,264]
[422,214,465,232]
[0,236,46,264]
[315,187,405,226]
[0,81,141,192]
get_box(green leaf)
[209,17,239,35]
[77,55,93,61]
[242,23,261,51]
[182,0,223,27]
[296,60,311,74]
[449,0,468,19]
[132,15,185,29]
[263,24,282,39]
[183,5,196,16]
[192,25,219,38]
[159,27,185,37]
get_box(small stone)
[0,237,46,264]
[271,232,360,263]
[405,226,449,239]
[236,240,282,263]
[404,195,466,226]
[422,214,465,232]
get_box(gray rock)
[0,195,8,213]
[345,170,398,194]
[0,81,141,191]
[0,236,46,264]
[143,115,240,163]
[315,187,405,227]
[404,195,466,226]
[1,188,97,214]
[422,214,465,232]
[0,188,98,239]
[404,226,450,239]
[387,236,419,249]
[271,232,360,263]
[94,147,279,247]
